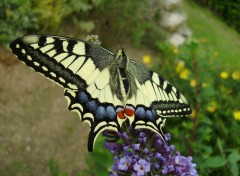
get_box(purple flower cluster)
[103,127,198,176]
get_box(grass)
[183,0,240,69]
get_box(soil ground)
[0,48,89,175]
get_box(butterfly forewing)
[10,35,121,151]
[10,35,115,90]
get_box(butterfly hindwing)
[127,60,191,138]
[64,89,120,151]
[64,65,125,151]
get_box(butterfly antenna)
[105,21,123,50]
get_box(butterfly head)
[116,48,129,69]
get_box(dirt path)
[0,51,89,175]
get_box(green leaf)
[92,0,103,6]
[202,156,227,168]
[78,21,95,32]
[229,162,239,176]
[48,158,60,176]
[227,151,240,163]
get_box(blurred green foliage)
[194,0,240,33]
[48,158,68,176]
[154,39,240,176]
[0,0,105,47]
[0,0,37,46]
[0,0,164,48]
[47,137,112,176]
[80,137,113,176]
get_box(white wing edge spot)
[59,77,65,83]
[50,72,56,77]
[42,66,48,71]
[27,55,32,61]
[33,62,40,66]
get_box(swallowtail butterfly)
[10,35,191,151]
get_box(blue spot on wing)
[151,109,157,119]
[96,106,107,119]
[135,107,146,119]
[86,100,97,112]
[78,91,89,104]
[146,110,153,121]
[106,105,116,119]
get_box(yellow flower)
[142,55,151,64]
[220,71,229,79]
[213,52,219,57]
[232,71,240,80]
[199,38,207,43]
[234,111,240,121]
[207,101,217,113]
[172,46,179,55]
[190,109,196,118]
[202,82,208,87]
[179,69,190,80]
[190,79,197,87]
[176,61,185,73]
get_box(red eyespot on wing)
[117,110,125,119]
[125,107,135,116]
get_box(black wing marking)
[10,35,115,90]
[128,60,191,140]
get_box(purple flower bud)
[104,141,122,154]
[154,163,160,169]
[164,133,171,141]
[133,143,140,151]
[143,147,149,154]
[121,132,130,141]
